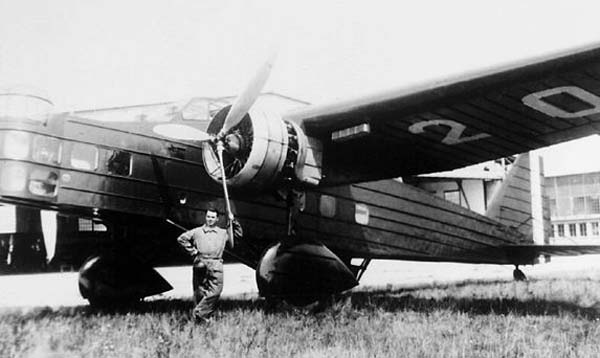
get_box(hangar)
[546,172,600,244]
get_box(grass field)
[2,276,600,358]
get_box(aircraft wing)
[285,42,600,186]
[503,245,600,265]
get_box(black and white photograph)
[1,1,600,356]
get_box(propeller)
[152,51,277,144]
[217,141,234,248]
[217,51,277,139]
[152,52,277,245]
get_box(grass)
[3,277,600,357]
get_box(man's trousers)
[192,259,223,320]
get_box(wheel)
[513,267,527,281]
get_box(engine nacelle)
[78,254,172,306]
[256,241,358,305]
[202,103,321,190]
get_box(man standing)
[177,207,242,322]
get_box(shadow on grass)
[6,278,600,320]
[349,291,600,319]
[350,277,600,319]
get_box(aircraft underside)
[2,169,535,307]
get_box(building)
[546,171,600,244]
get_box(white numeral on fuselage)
[408,119,491,145]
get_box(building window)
[556,176,570,196]
[444,190,461,205]
[587,196,600,214]
[71,143,98,170]
[573,197,586,215]
[549,224,555,238]
[580,223,587,237]
[557,197,571,217]
[569,223,577,237]
[592,222,600,236]
[549,199,557,217]
[78,218,107,232]
[570,175,585,196]
[319,195,336,218]
[557,224,565,237]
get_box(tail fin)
[485,153,551,244]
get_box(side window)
[355,203,370,225]
[28,169,58,197]
[106,150,132,176]
[319,195,336,218]
[32,136,61,164]
[71,143,98,170]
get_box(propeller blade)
[152,124,212,142]
[219,52,277,136]
[217,142,235,248]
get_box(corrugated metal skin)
[486,154,534,238]
[302,180,525,264]
[286,43,600,186]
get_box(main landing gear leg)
[513,266,527,281]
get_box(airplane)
[3,42,600,306]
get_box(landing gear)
[256,241,358,306]
[513,266,527,281]
[78,253,172,307]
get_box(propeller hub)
[224,133,244,154]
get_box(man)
[177,207,242,322]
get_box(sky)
[1,0,600,175]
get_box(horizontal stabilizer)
[503,244,600,264]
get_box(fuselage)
[0,111,528,270]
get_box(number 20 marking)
[522,86,600,118]
[409,85,600,145]
[408,119,491,145]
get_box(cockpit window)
[0,88,54,122]
[71,97,235,123]
[74,103,182,123]
[181,98,210,121]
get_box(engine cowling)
[202,103,319,190]
[256,241,358,305]
[78,253,172,306]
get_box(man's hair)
[206,205,219,216]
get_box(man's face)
[205,210,218,227]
